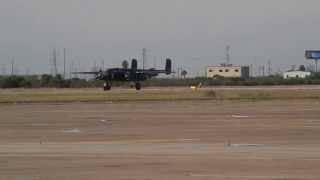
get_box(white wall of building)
[283,71,311,79]
[206,66,249,78]
[207,66,241,78]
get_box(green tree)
[181,70,188,79]
[40,74,53,87]
[2,76,25,88]
[299,65,306,71]
[122,60,129,69]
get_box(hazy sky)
[1,0,320,76]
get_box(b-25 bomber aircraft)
[74,58,172,91]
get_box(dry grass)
[0,87,320,103]
[215,89,320,100]
[0,88,205,103]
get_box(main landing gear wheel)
[103,82,111,91]
[135,82,141,90]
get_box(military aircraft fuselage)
[74,58,172,91]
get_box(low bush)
[2,73,320,89]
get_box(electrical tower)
[226,45,231,66]
[63,48,66,79]
[52,49,58,76]
[221,45,232,67]
[11,59,14,76]
[142,48,147,69]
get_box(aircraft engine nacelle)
[165,58,172,75]
[131,59,138,70]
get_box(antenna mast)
[226,45,231,66]
[142,48,147,70]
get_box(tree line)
[0,74,102,88]
[2,73,320,89]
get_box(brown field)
[1,87,320,179]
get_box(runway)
[1,99,320,179]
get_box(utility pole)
[69,61,74,79]
[171,63,175,79]
[63,48,66,79]
[74,61,79,78]
[11,59,14,76]
[52,49,58,77]
[142,48,147,70]
[226,45,231,65]
[267,60,272,76]
[77,61,81,78]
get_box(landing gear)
[135,82,141,90]
[130,82,135,89]
[103,81,111,91]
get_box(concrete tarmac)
[1,99,320,179]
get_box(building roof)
[284,71,311,74]
[207,66,242,68]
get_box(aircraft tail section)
[165,58,172,75]
[131,59,138,70]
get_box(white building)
[283,71,311,79]
[206,66,250,79]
